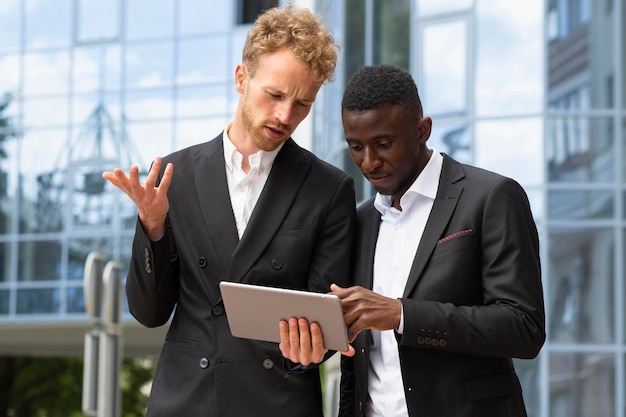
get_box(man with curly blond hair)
[103,4,355,416]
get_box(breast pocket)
[433,229,475,257]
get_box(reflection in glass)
[126,0,174,40]
[428,122,472,164]
[17,288,60,314]
[548,228,613,343]
[176,85,229,118]
[0,53,20,94]
[546,116,613,182]
[125,42,174,89]
[22,97,69,127]
[549,352,614,417]
[180,0,231,35]
[24,0,71,48]
[18,240,62,282]
[125,89,174,121]
[178,37,229,84]
[476,1,543,115]
[72,45,122,93]
[417,0,472,16]
[372,0,410,69]
[77,0,119,42]
[0,290,7,314]
[66,286,85,314]
[0,2,20,50]
[548,190,613,219]
[23,51,70,96]
[175,117,229,151]
[0,242,7,282]
[475,118,543,186]
[420,20,467,116]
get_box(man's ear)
[235,64,247,93]
[418,116,433,144]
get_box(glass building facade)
[0,1,625,416]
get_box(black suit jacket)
[339,154,545,417]
[126,134,356,417]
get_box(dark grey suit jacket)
[126,134,356,417]
[339,154,545,417]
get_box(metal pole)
[98,261,124,417]
[82,251,105,417]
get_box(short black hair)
[342,64,423,116]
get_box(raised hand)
[102,156,174,241]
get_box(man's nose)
[361,148,380,172]
[275,102,293,125]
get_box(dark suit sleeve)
[125,215,180,327]
[400,177,545,359]
[306,174,356,292]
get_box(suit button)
[212,302,224,316]
[424,337,432,346]
[198,257,207,268]
[263,359,274,369]
[416,336,425,344]
[431,338,440,347]
[439,339,447,347]
[271,259,282,270]
[199,358,209,369]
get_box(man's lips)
[364,174,389,187]
[265,125,286,140]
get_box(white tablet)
[219,281,349,351]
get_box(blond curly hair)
[242,4,339,85]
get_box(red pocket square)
[437,229,474,245]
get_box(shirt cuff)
[397,302,405,334]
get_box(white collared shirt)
[366,149,443,417]
[223,123,283,238]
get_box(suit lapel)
[359,203,380,290]
[227,139,310,282]
[193,136,239,272]
[403,155,464,297]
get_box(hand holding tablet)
[219,281,349,352]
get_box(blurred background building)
[0,0,624,416]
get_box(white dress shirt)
[366,149,443,417]
[223,124,282,239]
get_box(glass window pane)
[547,3,615,110]
[0,54,20,94]
[17,240,62,282]
[417,0,472,17]
[68,238,113,282]
[175,117,227,150]
[17,288,60,314]
[126,0,174,40]
[176,85,229,118]
[0,242,9,282]
[514,358,540,417]
[548,190,614,219]
[177,37,229,84]
[125,89,173,120]
[0,289,8,314]
[66,286,85,314]
[24,0,71,48]
[549,352,614,417]
[77,0,120,42]
[373,0,410,68]
[23,97,68,127]
[548,228,614,344]
[125,42,174,89]
[428,121,472,164]
[474,118,543,186]
[23,51,70,96]
[18,129,68,233]
[419,20,467,116]
[547,116,614,183]
[0,2,20,51]
[125,121,173,164]
[180,0,232,35]
[475,1,543,115]
[73,45,122,94]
